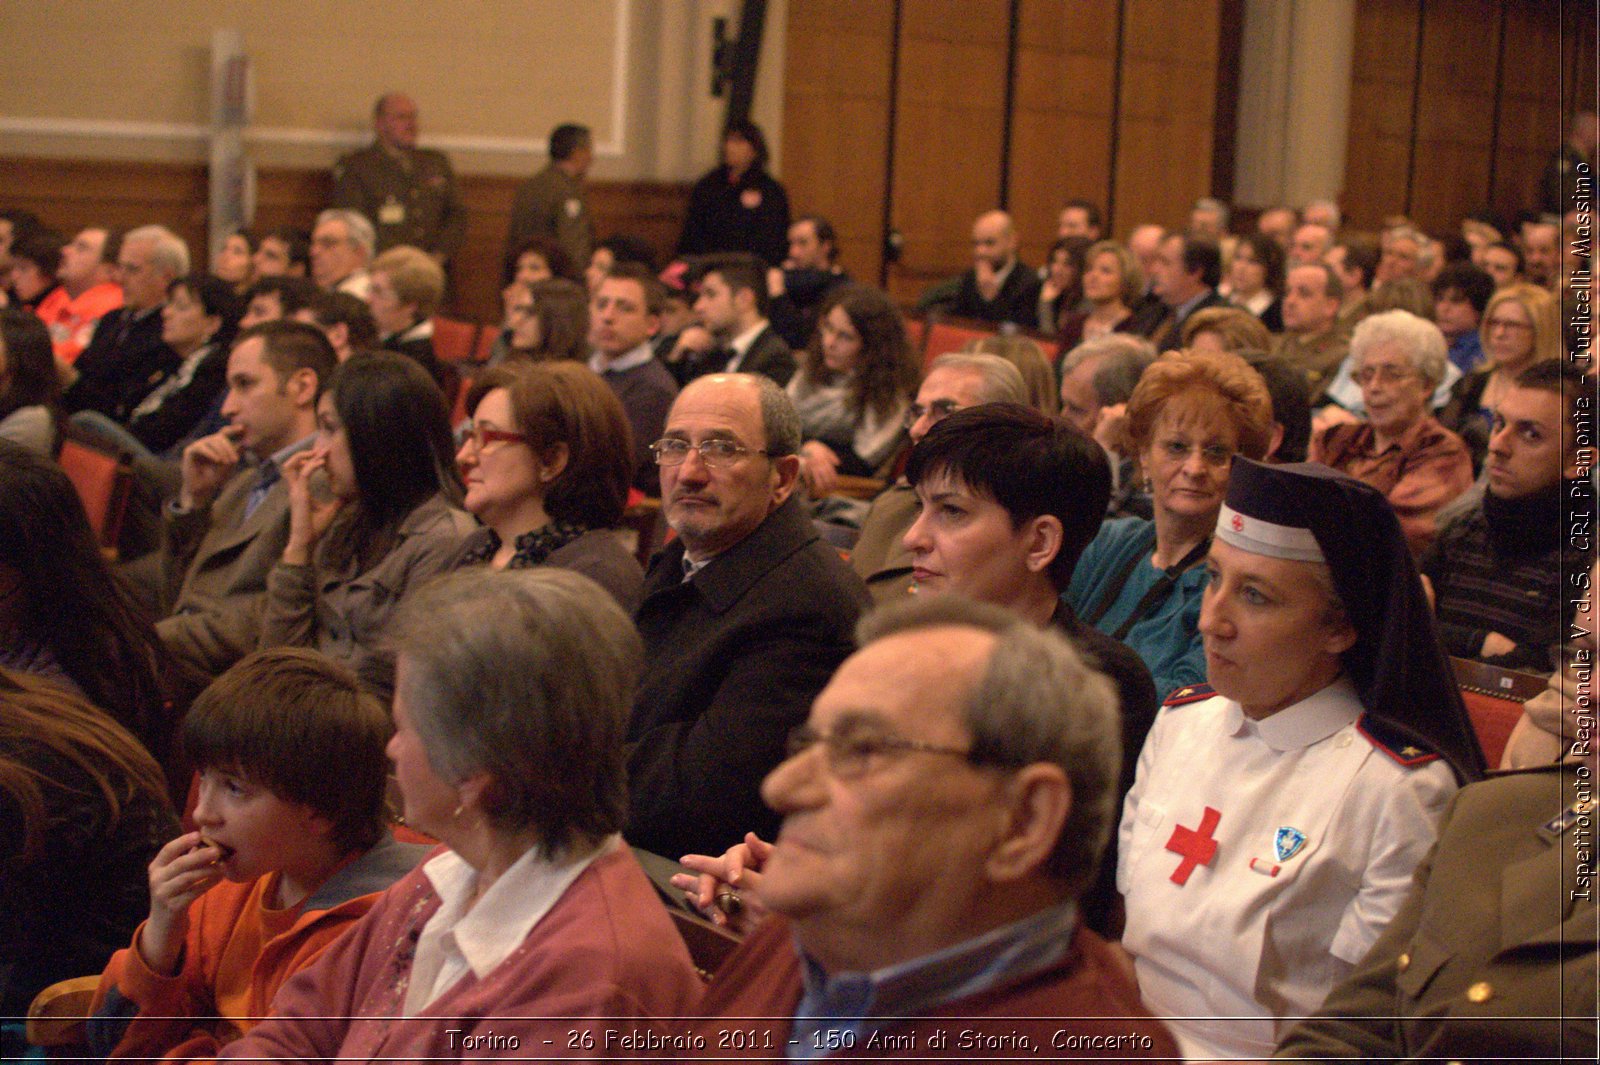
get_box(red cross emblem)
[1165,806,1222,885]
[1230,513,1244,532]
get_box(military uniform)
[1273,327,1350,405]
[503,163,592,279]
[331,144,466,259]
[1277,763,1597,1061]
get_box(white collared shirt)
[1118,679,1456,1059]
[722,319,771,373]
[387,318,435,346]
[588,342,655,376]
[1234,289,1274,317]
[335,269,371,300]
[402,835,617,1015]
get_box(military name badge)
[379,197,406,225]
[565,198,582,218]
[740,189,762,209]
[1545,798,1595,836]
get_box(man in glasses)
[627,373,869,861]
[849,353,1026,602]
[677,595,1178,1057]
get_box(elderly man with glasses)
[626,373,869,862]
[849,353,1027,602]
[672,595,1179,1059]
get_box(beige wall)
[0,0,788,182]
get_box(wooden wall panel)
[1008,0,1120,267]
[1564,0,1599,133]
[780,0,896,286]
[779,0,1234,310]
[886,0,1012,303]
[1343,0,1421,229]
[1492,3,1570,216]
[1346,0,1590,232]
[1112,0,1221,234]
[0,156,687,325]
[1409,0,1500,232]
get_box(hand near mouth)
[138,830,228,976]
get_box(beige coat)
[260,494,476,696]
[157,466,295,680]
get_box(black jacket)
[64,307,178,422]
[627,495,870,858]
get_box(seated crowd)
[0,106,1594,1062]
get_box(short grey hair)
[1302,198,1342,229]
[856,595,1120,897]
[390,568,641,856]
[1383,224,1423,252]
[1193,196,1231,228]
[927,352,1027,405]
[124,224,190,278]
[1350,309,1449,390]
[1064,334,1157,407]
[751,373,802,456]
[315,208,376,258]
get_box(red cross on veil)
[1165,806,1222,884]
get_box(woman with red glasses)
[449,360,642,611]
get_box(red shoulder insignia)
[1162,683,1216,708]
[1355,716,1442,768]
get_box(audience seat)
[621,496,662,571]
[472,326,498,365]
[26,976,97,1052]
[921,317,997,368]
[429,317,481,364]
[1450,656,1547,768]
[903,315,927,362]
[630,848,744,980]
[830,474,886,501]
[56,436,134,554]
[450,374,473,426]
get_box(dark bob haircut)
[906,402,1111,590]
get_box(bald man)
[938,209,1042,326]
[331,92,466,262]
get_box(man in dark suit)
[62,224,187,421]
[767,215,849,348]
[156,321,337,681]
[1141,232,1227,351]
[627,373,869,860]
[936,210,1042,327]
[684,253,795,386]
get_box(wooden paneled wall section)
[1343,0,1596,234]
[0,0,1588,323]
[782,0,1236,303]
